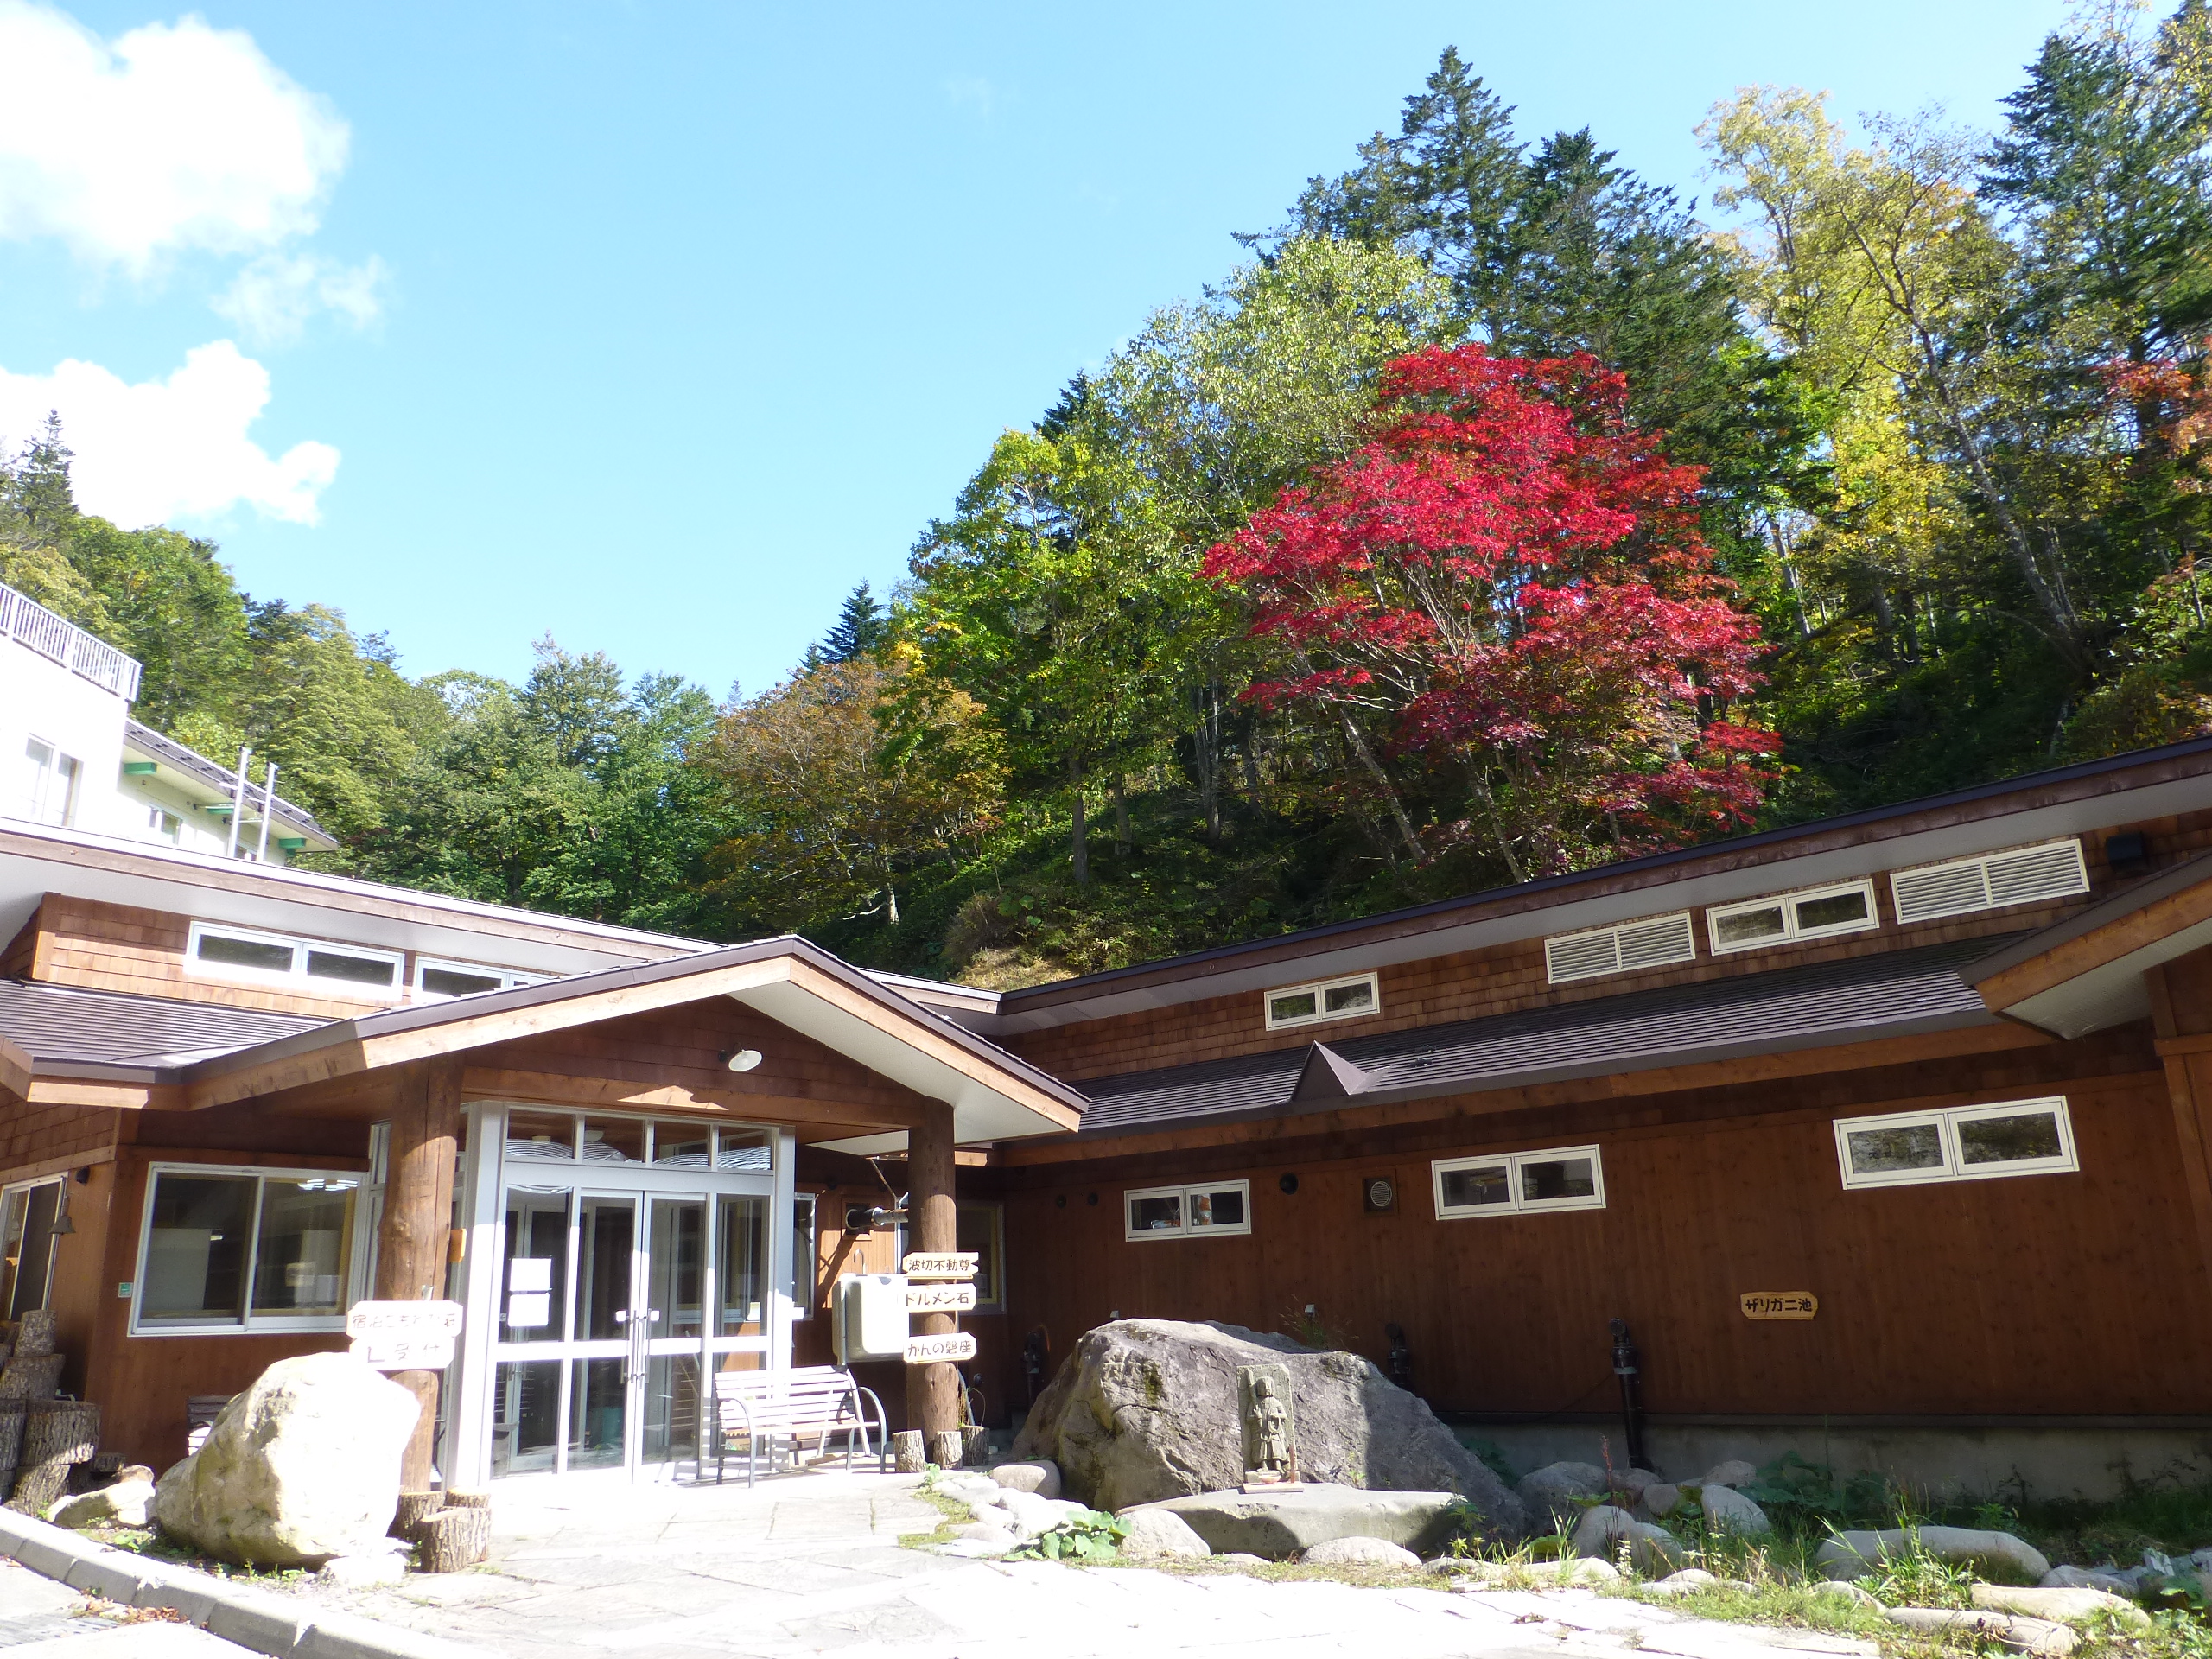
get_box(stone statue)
[1238,1363,1298,1486]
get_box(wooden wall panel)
[982,1062,2204,1425]
[0,1103,121,1173]
[1009,808,2212,1084]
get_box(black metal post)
[1610,1317,1648,1471]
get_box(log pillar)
[904,1100,961,1444]
[375,1059,462,1491]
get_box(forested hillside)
[9,9,2212,988]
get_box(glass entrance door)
[479,1112,782,1483]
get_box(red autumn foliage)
[1202,343,1778,877]
[2107,346,2212,493]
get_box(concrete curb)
[0,1509,500,1659]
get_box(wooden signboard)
[906,1281,977,1313]
[904,1332,978,1364]
[346,1300,465,1370]
[902,1251,979,1281]
[1739,1292,1818,1321]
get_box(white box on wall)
[832,1273,909,1362]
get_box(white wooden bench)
[708,1367,888,1485]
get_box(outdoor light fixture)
[721,1049,764,1072]
[52,1177,73,1236]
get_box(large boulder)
[1516,1461,1608,1531]
[154,1353,419,1567]
[1818,1526,2051,1585]
[1012,1319,1522,1532]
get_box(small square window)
[1707,880,1879,956]
[1438,1163,1511,1211]
[304,949,398,988]
[195,931,296,976]
[1268,991,1319,1024]
[1128,1192,1183,1234]
[1713,904,1787,948]
[1124,1181,1251,1241]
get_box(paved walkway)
[0,1557,243,1658]
[276,1472,1878,1659]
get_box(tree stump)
[391,1490,444,1539]
[927,1430,963,1469]
[22,1402,97,1466]
[442,1490,491,1510]
[0,1357,65,1402]
[892,1431,925,1473]
[13,1312,55,1359]
[5,1461,66,1516]
[417,1505,492,1572]
[0,1407,26,1468]
[961,1426,989,1468]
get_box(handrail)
[0,578,142,702]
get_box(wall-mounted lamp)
[52,1176,74,1236]
[843,1202,907,1236]
[721,1049,764,1073]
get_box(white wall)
[0,640,129,838]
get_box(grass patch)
[896,1476,976,1550]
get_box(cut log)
[391,1490,444,1539]
[22,1402,98,1466]
[417,1505,491,1573]
[892,1431,925,1473]
[442,1489,491,1510]
[0,1407,26,1468]
[961,1426,990,1468]
[0,1357,65,1402]
[13,1312,55,1359]
[6,1461,68,1516]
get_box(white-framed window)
[1124,1179,1252,1241]
[1544,913,1696,984]
[1433,1145,1606,1218]
[146,807,182,842]
[0,1178,66,1320]
[132,1163,366,1334]
[791,1193,818,1321]
[184,921,404,998]
[22,737,81,828]
[1707,878,1879,955]
[413,958,550,1000]
[1834,1096,2078,1190]
[1263,972,1379,1032]
[1890,839,2089,925]
[957,1200,1005,1308]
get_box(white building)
[0,578,337,864]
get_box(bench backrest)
[714,1367,861,1428]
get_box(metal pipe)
[256,761,277,861]
[225,747,250,858]
[1611,1317,1648,1471]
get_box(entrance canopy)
[1,935,1086,1147]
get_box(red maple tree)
[1203,343,1778,880]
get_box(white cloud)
[213,251,388,345]
[0,1,349,271]
[0,342,339,526]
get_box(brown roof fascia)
[998,737,2212,1015]
[0,1037,29,1105]
[168,936,1086,1123]
[1970,850,2212,1012]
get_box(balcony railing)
[0,577,142,701]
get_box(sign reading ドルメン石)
[905,1281,977,1313]
[1738,1292,1818,1321]
[346,1300,465,1370]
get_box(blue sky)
[0,0,2069,699]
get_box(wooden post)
[376,1059,461,1491]
[905,1100,961,1446]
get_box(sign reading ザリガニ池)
[1738,1292,1818,1321]
[346,1300,465,1370]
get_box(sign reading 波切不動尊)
[901,1252,979,1281]
[346,1300,465,1370]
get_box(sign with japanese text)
[905,1281,977,1313]
[346,1300,465,1370]
[901,1252,979,1281]
[1738,1292,1818,1321]
[903,1332,978,1364]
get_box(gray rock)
[152,1353,420,1567]
[1645,1567,1719,1596]
[51,1479,155,1529]
[2041,1566,2134,1595]
[1123,1486,1459,1560]
[1640,1482,1681,1519]
[1570,1504,1683,1573]
[1302,1535,1421,1567]
[1695,1483,1771,1535]
[998,1490,1085,1539]
[1119,1508,1211,1560]
[1518,1557,1623,1587]
[1973,1584,2150,1630]
[1817,1527,2051,1584]
[1516,1461,1609,1532]
[1216,1552,1270,1569]
[318,1554,408,1587]
[1885,1606,2076,1656]
[1699,1459,1758,1489]
[934,1471,1001,1505]
[988,1461,1061,1499]
[1813,1580,1883,1608]
[1610,1467,1663,1504]
[1012,1319,1522,1532]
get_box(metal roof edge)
[121,721,335,843]
[1967,848,2212,987]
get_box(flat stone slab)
[1121,1486,1458,1559]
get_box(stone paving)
[275,1471,1881,1659]
[0,1557,242,1657]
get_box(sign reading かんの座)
[904,1332,978,1364]
[1738,1292,1818,1321]
[346,1300,465,1370]
[901,1252,979,1281]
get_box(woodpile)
[0,1315,103,1513]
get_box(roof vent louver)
[1891,838,2088,925]
[1545,912,1695,985]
